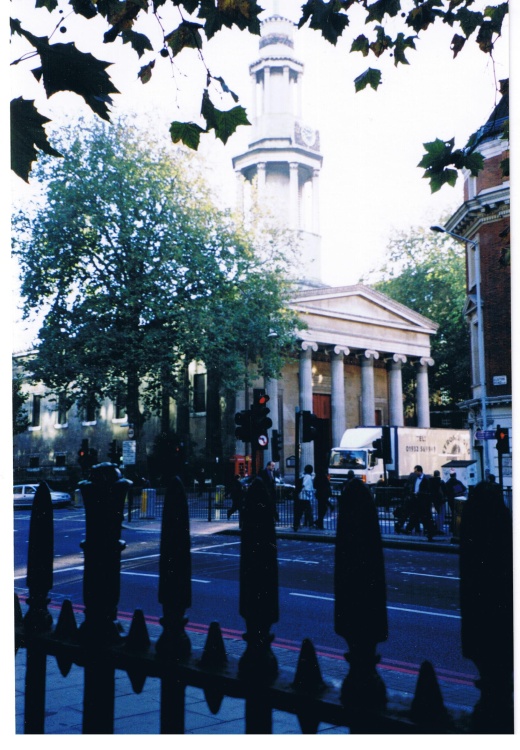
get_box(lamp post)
[431,225,490,476]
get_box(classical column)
[235,170,244,214]
[387,354,407,427]
[299,341,317,469]
[289,162,299,230]
[257,162,266,197]
[359,350,379,426]
[415,357,434,428]
[312,169,320,235]
[331,346,349,447]
[250,71,257,120]
[235,390,246,455]
[264,65,271,113]
[264,377,279,466]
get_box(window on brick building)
[56,393,68,427]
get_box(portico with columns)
[235,284,437,472]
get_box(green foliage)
[362,226,471,413]
[10,1,508,185]
[12,116,301,438]
[12,374,30,435]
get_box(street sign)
[122,440,136,465]
[475,430,495,440]
[257,434,268,447]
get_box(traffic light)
[78,439,89,467]
[272,429,283,461]
[235,410,252,442]
[301,411,319,442]
[495,425,510,454]
[372,438,383,458]
[108,440,121,465]
[251,393,272,449]
[381,426,392,463]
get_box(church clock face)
[301,125,316,147]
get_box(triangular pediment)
[290,284,437,334]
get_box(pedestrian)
[444,469,467,533]
[293,464,315,531]
[403,465,436,541]
[313,469,333,530]
[431,469,447,533]
[227,474,244,523]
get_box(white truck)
[328,426,472,489]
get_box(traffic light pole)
[294,408,301,529]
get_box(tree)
[362,226,470,418]
[10,1,508,188]
[12,116,301,463]
[12,373,30,435]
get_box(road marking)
[289,593,461,619]
[402,571,460,581]
[120,571,212,585]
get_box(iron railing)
[15,465,513,734]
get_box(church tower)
[232,12,324,287]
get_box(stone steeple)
[232,12,324,288]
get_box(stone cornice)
[445,186,510,238]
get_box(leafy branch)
[11,1,509,186]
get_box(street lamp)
[431,225,489,476]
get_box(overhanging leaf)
[11,97,62,182]
[165,21,204,57]
[201,91,250,144]
[169,121,206,150]
[121,29,154,58]
[27,34,119,120]
[354,67,382,92]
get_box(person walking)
[293,464,315,531]
[403,465,436,541]
[444,469,467,533]
[313,470,333,530]
[227,474,244,523]
[431,469,447,533]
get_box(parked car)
[238,474,295,502]
[13,484,72,509]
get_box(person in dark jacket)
[444,469,467,532]
[313,470,333,530]
[403,465,436,541]
[227,475,244,522]
[258,461,279,522]
[431,469,447,533]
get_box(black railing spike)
[54,599,79,642]
[24,482,54,636]
[292,638,325,692]
[54,600,79,677]
[156,475,192,661]
[125,610,151,694]
[125,609,151,652]
[410,660,451,730]
[200,621,228,670]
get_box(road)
[14,507,478,703]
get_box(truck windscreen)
[329,449,367,470]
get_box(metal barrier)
[15,470,513,734]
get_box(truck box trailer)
[328,426,472,489]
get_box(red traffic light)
[257,394,270,405]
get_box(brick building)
[444,81,511,485]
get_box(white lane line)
[402,571,460,581]
[289,593,460,620]
[120,572,210,584]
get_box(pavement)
[14,517,476,735]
